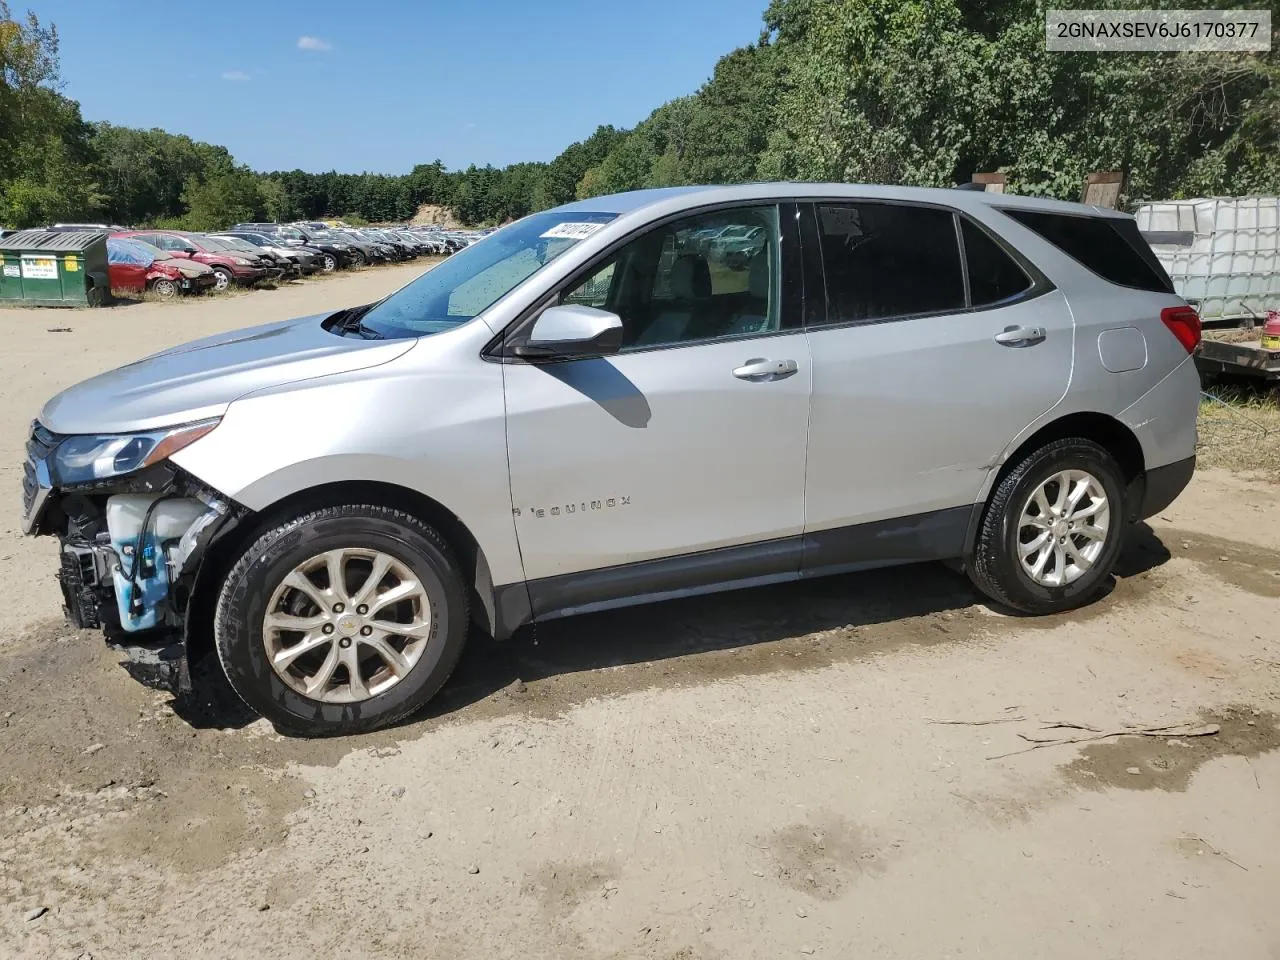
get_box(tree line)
[2,0,1276,231]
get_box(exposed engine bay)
[23,422,245,692]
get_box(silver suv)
[21,184,1201,735]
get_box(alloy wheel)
[1016,469,1111,587]
[262,548,433,703]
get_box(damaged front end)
[21,419,246,693]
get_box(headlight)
[233,257,251,265]
[52,419,220,485]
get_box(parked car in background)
[208,234,315,278]
[322,229,382,265]
[227,231,339,273]
[235,223,375,267]
[235,224,358,270]
[708,224,767,268]
[20,183,1200,736]
[116,230,274,291]
[390,229,432,256]
[361,228,417,260]
[408,229,455,256]
[106,236,216,299]
[195,234,287,281]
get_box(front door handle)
[732,358,799,381]
[994,325,1046,347]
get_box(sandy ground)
[1,269,1279,960]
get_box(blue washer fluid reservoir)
[105,495,208,632]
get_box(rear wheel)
[213,504,470,736]
[211,266,233,292]
[968,438,1127,614]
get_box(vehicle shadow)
[173,523,1174,733]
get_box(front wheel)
[968,438,1127,615]
[211,266,233,292]
[213,504,470,736]
[320,253,337,273]
[150,278,178,300]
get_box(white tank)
[1135,197,1280,321]
[106,495,209,545]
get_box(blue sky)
[33,0,765,174]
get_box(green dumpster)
[0,230,109,307]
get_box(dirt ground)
[1,269,1278,960]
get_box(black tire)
[350,249,368,267]
[211,266,234,292]
[213,504,470,736]
[321,253,337,273]
[150,278,178,300]
[968,438,1127,615]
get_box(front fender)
[169,346,523,586]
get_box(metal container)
[0,230,110,307]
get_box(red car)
[115,230,277,292]
[106,236,216,299]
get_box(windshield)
[357,210,616,339]
[196,235,231,251]
[222,237,260,253]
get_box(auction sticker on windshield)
[540,222,606,240]
[21,256,57,280]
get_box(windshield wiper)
[329,303,384,339]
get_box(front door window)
[561,206,781,349]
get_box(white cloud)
[221,70,251,82]
[297,35,332,52]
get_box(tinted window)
[961,219,1032,306]
[359,210,615,339]
[148,234,185,251]
[816,203,965,324]
[559,206,781,350]
[1002,209,1174,293]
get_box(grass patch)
[1197,386,1280,480]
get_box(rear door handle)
[994,325,1046,347]
[732,358,799,381]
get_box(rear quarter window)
[1002,209,1174,294]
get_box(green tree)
[0,3,102,226]
[178,169,266,231]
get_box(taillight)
[1160,305,1201,354]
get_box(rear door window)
[151,234,187,252]
[961,219,1033,307]
[814,203,966,324]
[1001,209,1174,293]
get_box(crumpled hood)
[40,313,415,434]
[174,261,213,277]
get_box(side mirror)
[514,304,623,360]
[183,247,199,255]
